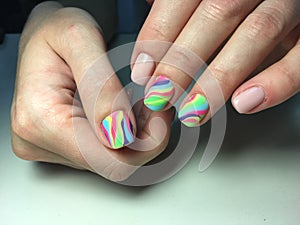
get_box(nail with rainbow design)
[101,110,135,149]
[178,93,209,127]
[144,75,175,111]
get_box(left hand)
[131,0,300,127]
[10,2,174,182]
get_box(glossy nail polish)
[144,75,175,111]
[178,94,209,127]
[101,110,135,149]
[232,86,265,113]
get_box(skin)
[10,2,174,181]
[132,0,300,123]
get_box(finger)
[179,0,300,126]
[232,40,300,114]
[73,106,174,181]
[14,104,174,181]
[142,0,263,112]
[11,98,92,170]
[44,8,136,149]
[131,0,200,85]
[11,131,86,170]
[127,100,175,152]
[110,107,175,165]
[252,23,300,75]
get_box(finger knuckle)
[10,102,34,141]
[57,11,101,48]
[276,61,299,90]
[202,0,243,21]
[244,8,285,41]
[11,140,37,161]
[162,46,203,77]
[143,20,169,41]
[209,65,236,95]
[66,20,87,35]
[63,22,92,43]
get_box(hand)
[10,2,174,181]
[131,0,300,127]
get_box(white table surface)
[1,34,300,225]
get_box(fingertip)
[100,110,136,150]
[131,53,154,86]
[232,86,266,114]
[178,93,209,127]
[143,75,175,111]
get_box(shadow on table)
[220,94,300,157]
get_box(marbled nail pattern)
[101,110,134,149]
[144,75,175,111]
[178,94,209,127]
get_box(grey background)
[1,34,300,225]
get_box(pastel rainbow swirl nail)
[101,110,135,149]
[178,94,209,127]
[144,75,175,111]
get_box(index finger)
[131,0,200,85]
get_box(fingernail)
[178,94,209,127]
[232,86,265,113]
[101,110,135,149]
[144,75,175,111]
[131,53,155,86]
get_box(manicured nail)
[131,53,155,86]
[232,86,265,113]
[101,110,135,149]
[144,75,175,111]
[178,94,209,127]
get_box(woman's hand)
[131,0,300,127]
[10,2,174,181]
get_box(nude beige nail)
[232,86,265,113]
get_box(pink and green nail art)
[178,94,209,127]
[144,75,175,111]
[101,110,135,149]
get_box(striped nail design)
[178,94,209,127]
[101,110,135,149]
[144,75,175,111]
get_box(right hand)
[10,2,174,181]
[131,0,300,127]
